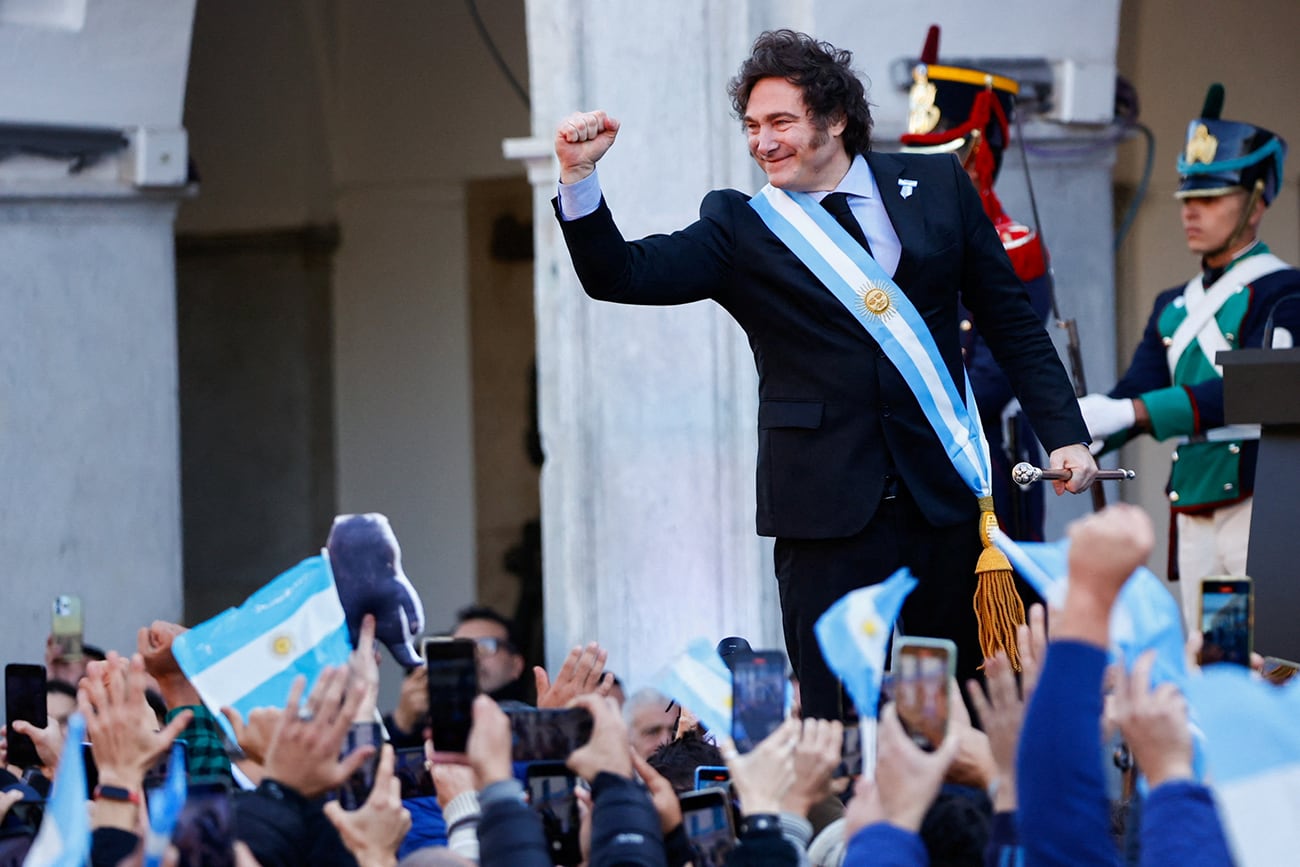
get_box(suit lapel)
[866,151,925,285]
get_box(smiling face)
[1180,189,1264,267]
[743,77,852,192]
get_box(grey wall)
[1,197,185,669]
[0,0,196,677]
[176,228,338,625]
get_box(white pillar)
[523,0,785,689]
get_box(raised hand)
[347,613,381,723]
[261,668,374,798]
[631,750,683,834]
[1057,505,1155,647]
[323,744,412,867]
[780,717,843,817]
[137,620,201,708]
[535,642,613,709]
[554,111,621,184]
[391,665,429,736]
[1111,651,1193,788]
[79,653,192,792]
[718,717,800,816]
[8,717,64,773]
[465,694,513,787]
[220,705,283,766]
[872,703,959,833]
[966,651,1027,811]
[565,693,632,782]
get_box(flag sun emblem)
[271,634,294,656]
[856,282,896,319]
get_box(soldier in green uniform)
[1078,84,1299,628]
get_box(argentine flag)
[814,567,917,717]
[23,713,89,867]
[172,553,353,735]
[1186,666,1300,867]
[143,741,188,867]
[990,527,1187,692]
[814,568,918,775]
[653,638,734,737]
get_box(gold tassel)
[973,500,1025,671]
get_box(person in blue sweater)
[1017,504,1234,867]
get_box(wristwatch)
[93,784,142,805]
[740,813,782,836]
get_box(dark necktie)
[821,191,873,257]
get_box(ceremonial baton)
[1012,462,1136,485]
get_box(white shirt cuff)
[558,168,602,220]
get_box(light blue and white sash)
[749,184,992,501]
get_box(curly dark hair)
[646,729,726,794]
[728,29,874,157]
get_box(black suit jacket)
[556,151,1088,539]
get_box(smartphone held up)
[423,637,478,763]
[51,595,84,660]
[730,650,787,753]
[1199,577,1252,667]
[5,663,48,769]
[891,637,955,752]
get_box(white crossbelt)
[1167,252,1288,377]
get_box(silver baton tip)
[1011,462,1040,485]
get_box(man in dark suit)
[552,29,1095,719]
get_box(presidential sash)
[748,184,993,503]
[750,183,1028,668]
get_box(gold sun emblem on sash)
[907,66,941,135]
[856,282,896,319]
[1185,123,1218,164]
[271,634,294,656]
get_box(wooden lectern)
[1218,347,1300,663]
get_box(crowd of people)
[0,504,1282,867]
[6,15,1297,867]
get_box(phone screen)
[336,724,383,809]
[834,724,863,777]
[893,639,954,752]
[5,664,48,769]
[730,651,786,753]
[424,638,478,758]
[526,762,581,866]
[166,783,235,867]
[693,764,730,792]
[1200,578,1252,666]
[51,595,84,660]
[507,708,594,762]
[679,788,737,867]
[392,746,436,798]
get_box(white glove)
[1077,393,1136,442]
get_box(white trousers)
[1176,497,1253,630]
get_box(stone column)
[1,168,185,664]
[0,0,196,684]
[522,0,785,689]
